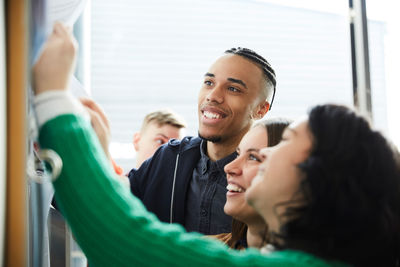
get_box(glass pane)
[366,0,400,148]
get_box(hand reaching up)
[33,22,78,95]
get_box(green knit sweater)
[39,114,348,267]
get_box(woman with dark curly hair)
[34,24,400,267]
[246,104,400,266]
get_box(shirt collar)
[199,140,237,175]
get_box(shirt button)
[201,209,207,216]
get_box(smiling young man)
[128,47,276,235]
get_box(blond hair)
[141,110,186,131]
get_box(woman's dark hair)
[229,118,292,249]
[275,104,400,266]
[263,118,293,147]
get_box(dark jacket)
[128,136,202,226]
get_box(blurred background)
[71,0,400,171]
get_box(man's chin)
[198,132,222,143]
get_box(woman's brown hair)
[228,117,292,249]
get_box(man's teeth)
[226,184,244,193]
[203,111,222,119]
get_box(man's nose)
[206,85,224,103]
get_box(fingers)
[49,22,68,43]
[53,22,70,36]
[85,107,105,133]
[81,99,112,154]
[84,106,111,157]
[49,22,77,52]
[80,98,110,130]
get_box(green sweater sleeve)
[39,114,344,267]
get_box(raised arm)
[32,23,327,267]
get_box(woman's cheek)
[246,173,262,203]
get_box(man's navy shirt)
[184,140,236,234]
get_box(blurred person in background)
[133,110,186,168]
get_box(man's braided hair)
[225,47,276,110]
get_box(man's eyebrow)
[155,133,169,139]
[204,73,247,89]
[227,78,247,89]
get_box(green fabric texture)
[39,114,348,267]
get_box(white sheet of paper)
[70,76,89,98]
[46,0,88,33]
[46,1,90,97]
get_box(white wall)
[0,0,7,264]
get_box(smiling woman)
[213,118,291,250]
[247,104,400,266]
[246,118,312,234]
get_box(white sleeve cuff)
[34,91,89,128]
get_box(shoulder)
[166,136,202,153]
[132,136,202,176]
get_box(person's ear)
[133,132,141,151]
[252,101,269,120]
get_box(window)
[366,0,400,148]
[90,0,357,171]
